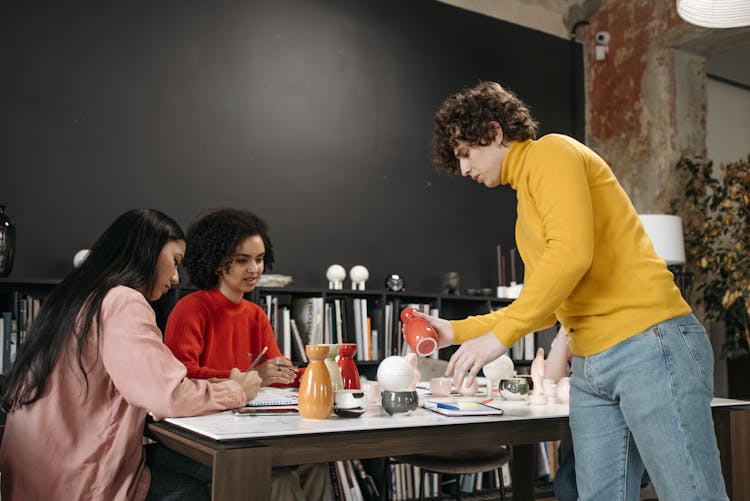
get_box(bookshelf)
[0,279,550,381]
[243,286,515,380]
[0,278,60,375]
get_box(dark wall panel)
[0,0,583,291]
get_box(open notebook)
[247,387,298,407]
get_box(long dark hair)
[2,209,185,410]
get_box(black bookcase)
[0,279,527,381]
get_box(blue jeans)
[569,313,728,501]
[553,445,577,501]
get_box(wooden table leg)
[714,405,750,501]
[211,445,271,501]
[511,444,535,501]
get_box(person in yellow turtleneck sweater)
[418,81,728,501]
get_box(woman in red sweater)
[164,208,296,385]
[164,208,330,500]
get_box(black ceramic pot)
[381,390,418,415]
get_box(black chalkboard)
[0,0,583,291]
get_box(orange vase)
[298,345,334,419]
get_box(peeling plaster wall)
[585,0,706,213]
[439,0,710,214]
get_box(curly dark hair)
[432,81,539,174]
[184,208,275,290]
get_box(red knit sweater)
[164,288,282,379]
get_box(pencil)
[246,346,268,373]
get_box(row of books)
[264,295,442,363]
[386,460,511,500]
[329,459,379,501]
[384,302,440,358]
[0,292,42,374]
[260,293,555,365]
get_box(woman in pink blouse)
[0,209,261,501]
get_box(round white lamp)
[73,249,91,267]
[349,265,369,290]
[326,264,346,290]
[638,214,686,265]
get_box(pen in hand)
[246,346,268,373]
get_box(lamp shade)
[639,214,686,265]
[677,0,750,28]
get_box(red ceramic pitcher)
[401,307,438,356]
[337,343,361,389]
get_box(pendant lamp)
[677,0,750,28]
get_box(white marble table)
[150,397,750,501]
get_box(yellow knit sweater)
[450,134,690,356]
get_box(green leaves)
[673,155,750,359]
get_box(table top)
[165,398,569,441]
[163,397,749,442]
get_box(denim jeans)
[553,445,578,501]
[569,313,728,501]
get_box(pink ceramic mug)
[401,307,438,356]
[430,377,452,397]
[361,381,381,404]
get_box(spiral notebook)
[247,387,299,407]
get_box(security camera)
[595,31,610,45]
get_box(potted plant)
[673,155,750,396]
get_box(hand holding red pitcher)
[401,307,438,356]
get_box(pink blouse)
[0,286,246,500]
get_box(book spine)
[282,308,291,359]
[329,461,343,501]
[290,319,308,363]
[350,459,379,501]
[359,299,368,361]
[345,460,364,501]
[352,299,362,360]
[334,299,344,345]
[1,312,10,373]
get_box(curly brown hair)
[183,208,275,290]
[432,81,539,174]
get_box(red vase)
[337,343,361,389]
[401,307,438,356]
